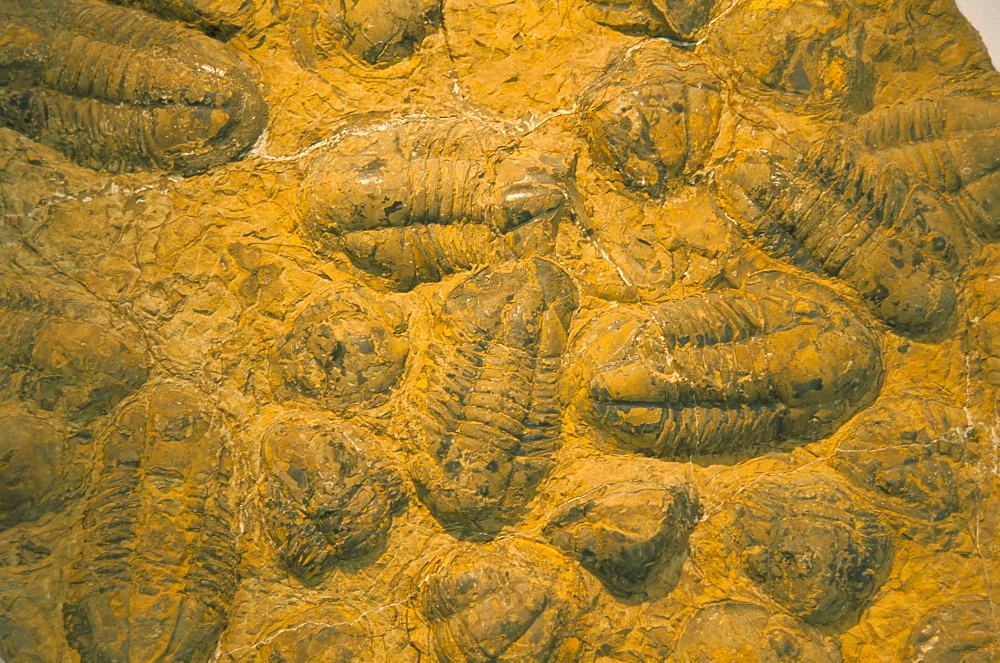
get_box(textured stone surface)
[0,0,999,660]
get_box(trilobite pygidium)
[568,269,882,458]
[63,383,238,663]
[578,42,722,199]
[582,0,717,40]
[302,116,589,291]
[716,130,970,337]
[405,258,579,539]
[258,414,405,587]
[856,96,1000,240]
[0,0,267,174]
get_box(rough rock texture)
[0,0,998,660]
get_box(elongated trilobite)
[578,42,722,198]
[903,596,1000,662]
[0,283,148,421]
[855,96,1000,239]
[405,258,579,539]
[730,473,892,625]
[569,270,882,458]
[257,414,405,587]
[268,286,410,412]
[716,132,969,336]
[582,0,716,40]
[63,382,238,663]
[0,0,266,174]
[419,539,587,663]
[302,116,588,291]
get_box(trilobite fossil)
[569,269,883,458]
[731,473,893,625]
[578,42,722,199]
[239,606,378,662]
[0,0,267,174]
[302,116,589,291]
[582,0,717,40]
[902,596,1000,662]
[716,131,969,336]
[405,257,579,539]
[105,0,257,40]
[856,96,1000,240]
[419,539,587,663]
[63,382,238,663]
[257,414,406,587]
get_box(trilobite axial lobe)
[571,270,883,457]
[0,0,266,174]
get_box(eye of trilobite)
[498,183,567,231]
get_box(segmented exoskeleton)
[856,96,1000,239]
[405,258,579,539]
[302,116,588,291]
[716,131,968,336]
[257,415,405,587]
[0,0,267,174]
[63,383,238,663]
[573,270,883,458]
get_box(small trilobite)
[63,382,238,663]
[0,0,267,174]
[257,414,405,587]
[405,257,579,539]
[855,96,1000,240]
[302,116,588,291]
[730,473,893,625]
[419,539,587,663]
[716,131,969,337]
[578,42,722,198]
[902,596,1000,662]
[268,286,410,412]
[567,270,883,458]
[582,0,717,40]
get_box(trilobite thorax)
[405,257,579,539]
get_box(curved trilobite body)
[578,42,723,199]
[257,415,406,587]
[543,479,700,596]
[582,0,717,40]
[856,96,1000,240]
[268,286,410,412]
[302,116,586,291]
[731,473,893,625]
[0,283,148,422]
[405,258,579,539]
[571,270,883,458]
[902,596,1000,662]
[419,539,587,663]
[716,132,968,337]
[0,0,266,174]
[63,382,238,663]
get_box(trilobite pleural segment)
[0,285,149,421]
[716,133,969,337]
[579,42,722,198]
[268,288,410,411]
[258,415,405,587]
[902,597,1000,662]
[63,383,238,663]
[419,540,587,663]
[583,0,716,40]
[856,96,1000,240]
[573,270,883,458]
[731,474,892,625]
[0,0,266,174]
[302,117,580,291]
[544,480,700,595]
[406,258,579,539]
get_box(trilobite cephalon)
[855,96,1000,240]
[568,269,883,458]
[419,539,588,663]
[404,257,579,539]
[63,383,238,663]
[0,0,266,174]
[257,414,405,587]
[716,130,969,337]
[302,115,589,291]
[0,282,149,422]
[578,41,723,199]
[268,286,410,412]
[729,473,893,625]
